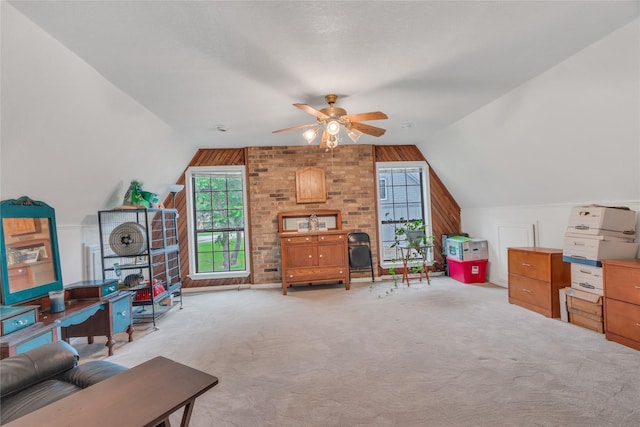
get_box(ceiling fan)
[272,94,388,149]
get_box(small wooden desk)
[4,356,219,427]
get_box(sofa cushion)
[0,379,81,425]
[0,341,78,398]
[58,360,128,389]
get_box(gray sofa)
[0,341,127,425]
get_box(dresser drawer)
[605,298,640,343]
[283,235,316,244]
[604,263,640,305]
[317,234,345,243]
[508,275,550,310]
[508,250,552,281]
[284,267,347,284]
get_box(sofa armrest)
[0,341,79,398]
[59,360,128,389]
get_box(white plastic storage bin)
[445,236,488,261]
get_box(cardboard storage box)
[565,287,604,333]
[448,258,487,283]
[567,205,637,240]
[570,263,603,296]
[445,236,488,261]
[562,235,639,266]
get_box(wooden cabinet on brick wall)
[278,210,349,295]
[603,259,640,351]
[508,247,570,318]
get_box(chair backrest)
[348,232,370,245]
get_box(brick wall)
[247,144,378,284]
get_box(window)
[376,162,432,267]
[185,166,250,279]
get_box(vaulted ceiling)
[8,1,639,149]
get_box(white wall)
[423,19,640,286]
[1,4,193,282]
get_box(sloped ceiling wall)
[420,19,640,209]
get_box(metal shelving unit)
[98,208,182,329]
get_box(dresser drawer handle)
[522,289,532,293]
[635,285,640,289]
[521,263,532,268]
[13,319,28,326]
[636,323,640,327]
[117,311,128,317]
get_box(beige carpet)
[71,277,640,427]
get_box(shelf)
[98,208,183,328]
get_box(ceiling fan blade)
[351,122,386,137]
[294,103,330,120]
[343,111,388,122]
[320,130,328,148]
[272,123,318,134]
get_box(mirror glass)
[3,218,57,292]
[0,197,63,305]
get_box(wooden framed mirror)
[0,196,63,305]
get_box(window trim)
[375,161,432,269]
[184,165,250,280]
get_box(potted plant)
[391,218,435,281]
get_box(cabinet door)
[286,244,316,268]
[318,244,345,267]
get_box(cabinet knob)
[306,237,310,241]
[308,255,312,258]
[117,311,128,317]
[287,238,291,242]
[320,236,325,240]
[289,274,293,278]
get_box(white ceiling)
[8,1,639,149]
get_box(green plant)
[391,218,434,281]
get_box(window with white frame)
[185,166,250,279]
[376,162,432,267]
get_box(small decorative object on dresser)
[602,259,640,351]
[508,247,570,318]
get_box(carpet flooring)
[72,277,640,427]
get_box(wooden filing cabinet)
[603,259,640,351]
[508,247,570,318]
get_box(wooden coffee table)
[4,356,219,427]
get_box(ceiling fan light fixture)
[326,120,341,136]
[302,128,319,144]
[347,128,363,143]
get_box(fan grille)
[109,222,147,256]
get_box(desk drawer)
[111,295,132,334]
[284,267,347,283]
[1,310,36,335]
[283,235,316,244]
[317,234,345,243]
[15,329,54,354]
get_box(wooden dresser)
[278,210,349,295]
[603,259,640,351]
[508,247,570,318]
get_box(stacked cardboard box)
[561,205,638,332]
[445,236,488,283]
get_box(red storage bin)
[448,258,487,284]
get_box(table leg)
[180,399,196,427]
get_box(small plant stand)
[398,243,432,286]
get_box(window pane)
[190,169,247,274]
[377,164,428,263]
